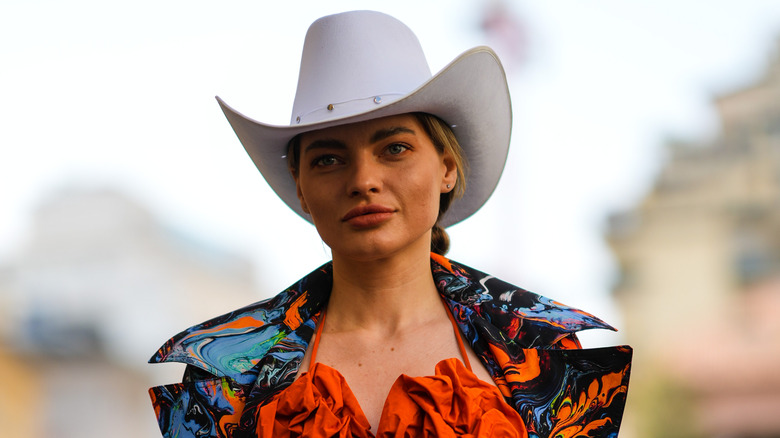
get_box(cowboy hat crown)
[292,11,431,126]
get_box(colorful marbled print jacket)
[149,254,632,437]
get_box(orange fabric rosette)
[380,358,528,437]
[257,359,528,437]
[257,362,372,438]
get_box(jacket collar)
[149,254,612,383]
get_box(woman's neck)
[326,245,442,335]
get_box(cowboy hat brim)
[217,46,511,228]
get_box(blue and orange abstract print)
[149,255,631,437]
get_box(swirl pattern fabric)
[149,255,632,437]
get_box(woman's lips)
[342,205,395,227]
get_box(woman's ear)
[441,152,458,193]
[299,198,310,214]
[292,168,311,214]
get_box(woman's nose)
[347,155,382,196]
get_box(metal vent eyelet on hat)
[292,93,403,125]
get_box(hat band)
[292,92,406,125]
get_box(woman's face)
[294,114,458,262]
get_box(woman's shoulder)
[433,255,633,437]
[431,254,615,348]
[148,262,333,382]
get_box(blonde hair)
[412,113,467,255]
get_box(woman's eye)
[386,143,409,155]
[313,155,339,167]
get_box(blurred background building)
[608,40,780,438]
[0,187,258,437]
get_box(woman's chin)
[329,235,431,264]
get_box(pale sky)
[2,0,780,349]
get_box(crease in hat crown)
[216,10,513,228]
[290,10,432,126]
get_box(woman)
[149,11,632,438]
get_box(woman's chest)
[302,325,496,430]
[312,348,464,431]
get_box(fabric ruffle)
[256,362,372,438]
[381,358,527,437]
[256,359,528,437]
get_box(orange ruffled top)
[256,305,529,437]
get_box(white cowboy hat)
[217,10,512,227]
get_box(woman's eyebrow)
[303,139,347,153]
[370,126,415,143]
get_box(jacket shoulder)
[148,263,332,381]
[433,255,614,347]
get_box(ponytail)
[431,223,450,255]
